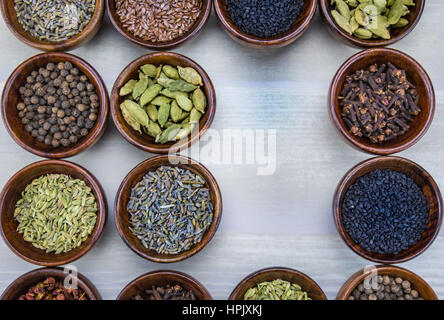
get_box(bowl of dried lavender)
[115,155,222,263]
[0,0,105,51]
[116,270,212,300]
[329,48,435,155]
[106,0,212,50]
[1,267,102,300]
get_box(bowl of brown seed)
[319,0,425,49]
[229,267,327,300]
[0,0,105,51]
[116,270,212,300]
[111,52,216,154]
[0,159,107,267]
[1,267,102,300]
[106,0,212,50]
[1,52,109,159]
[115,154,222,263]
[329,48,435,155]
[336,265,438,300]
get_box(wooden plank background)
[0,1,443,299]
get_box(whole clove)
[131,284,196,300]
[339,62,421,144]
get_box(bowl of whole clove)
[1,52,109,159]
[329,48,435,155]
[116,270,212,300]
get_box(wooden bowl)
[115,155,222,263]
[111,52,216,154]
[229,267,327,300]
[1,267,102,300]
[106,0,212,50]
[0,159,107,267]
[329,48,435,155]
[1,52,109,159]
[333,156,443,264]
[116,270,212,300]
[0,0,105,51]
[214,0,317,49]
[336,265,438,300]
[319,0,425,48]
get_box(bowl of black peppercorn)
[1,52,109,159]
[213,0,318,48]
[329,48,435,155]
[333,156,443,264]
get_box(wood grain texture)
[0,2,443,299]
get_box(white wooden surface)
[1,2,444,300]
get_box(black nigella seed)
[341,169,428,255]
[226,0,304,38]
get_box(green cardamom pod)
[176,94,193,112]
[162,65,180,79]
[132,75,149,100]
[146,104,158,122]
[122,100,149,128]
[178,66,203,86]
[140,64,157,78]
[331,10,353,35]
[151,96,172,106]
[157,72,174,88]
[190,108,202,124]
[168,80,198,92]
[170,100,183,123]
[120,101,141,133]
[158,103,170,127]
[159,124,181,144]
[192,88,207,114]
[119,79,137,96]
[140,84,162,107]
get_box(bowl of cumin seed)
[107,0,212,50]
[0,0,105,52]
[329,48,435,155]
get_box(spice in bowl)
[349,275,423,300]
[18,277,88,300]
[340,62,421,143]
[342,169,428,255]
[14,174,98,254]
[226,0,305,38]
[17,62,99,148]
[115,0,202,43]
[330,0,415,40]
[127,166,214,255]
[119,64,207,144]
[14,0,96,42]
[132,284,196,300]
[244,279,311,300]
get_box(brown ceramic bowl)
[319,0,425,48]
[116,270,212,300]
[0,159,107,267]
[0,0,105,51]
[1,52,109,159]
[333,156,442,264]
[106,0,212,50]
[115,155,222,263]
[337,265,438,300]
[229,267,327,300]
[329,48,435,155]
[1,267,102,300]
[111,52,216,154]
[214,0,317,49]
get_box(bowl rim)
[228,266,327,300]
[0,0,105,51]
[1,51,109,159]
[116,269,213,300]
[336,265,438,300]
[319,0,426,48]
[333,155,443,264]
[213,0,318,47]
[0,159,108,267]
[0,266,102,300]
[110,51,216,154]
[329,47,435,155]
[106,0,212,50]
[114,154,223,263]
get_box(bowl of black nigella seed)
[333,156,442,264]
[1,52,109,159]
[214,0,318,48]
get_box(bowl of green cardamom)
[319,0,425,48]
[0,159,107,266]
[110,52,216,154]
[229,267,327,300]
